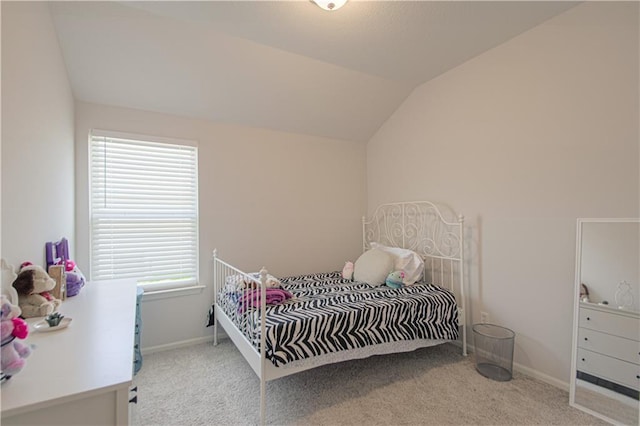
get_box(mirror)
[570,219,639,425]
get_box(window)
[89,130,198,292]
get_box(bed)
[210,201,466,424]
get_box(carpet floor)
[131,339,604,425]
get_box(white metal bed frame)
[212,201,466,424]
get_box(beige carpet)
[131,339,604,426]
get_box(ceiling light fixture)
[312,0,348,11]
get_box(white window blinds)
[89,131,198,291]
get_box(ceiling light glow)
[312,0,348,11]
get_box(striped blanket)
[215,271,459,367]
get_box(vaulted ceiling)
[50,1,578,142]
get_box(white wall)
[75,102,367,349]
[1,2,75,269]
[367,2,639,386]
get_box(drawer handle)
[586,317,590,321]
[581,358,585,362]
[584,337,588,341]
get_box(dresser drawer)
[579,307,639,341]
[577,348,640,390]
[578,328,640,365]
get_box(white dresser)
[1,279,137,425]
[576,302,640,395]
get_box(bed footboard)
[212,250,268,423]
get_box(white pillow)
[370,242,424,285]
[353,249,394,286]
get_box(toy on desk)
[58,259,85,297]
[12,262,62,318]
[46,238,85,297]
[1,295,31,382]
[1,258,19,306]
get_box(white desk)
[1,279,137,425]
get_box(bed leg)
[461,308,467,356]
[463,325,468,357]
[260,377,266,425]
[213,249,219,347]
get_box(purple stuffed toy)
[46,238,86,297]
[59,259,85,297]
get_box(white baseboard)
[465,342,569,392]
[141,335,214,355]
[512,360,569,392]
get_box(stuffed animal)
[12,262,62,318]
[385,271,405,289]
[58,259,85,297]
[342,261,354,280]
[1,259,19,307]
[580,283,590,303]
[1,295,31,381]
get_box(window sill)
[140,285,205,302]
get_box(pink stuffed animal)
[342,261,354,280]
[1,295,31,381]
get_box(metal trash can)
[472,323,515,381]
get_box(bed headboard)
[362,201,465,307]
[362,201,464,259]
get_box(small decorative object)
[11,262,62,318]
[45,312,65,327]
[579,283,590,303]
[385,270,405,289]
[34,316,71,332]
[1,295,31,382]
[47,264,66,301]
[45,238,85,297]
[615,280,634,310]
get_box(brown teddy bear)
[12,262,62,318]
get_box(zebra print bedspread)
[215,271,459,367]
